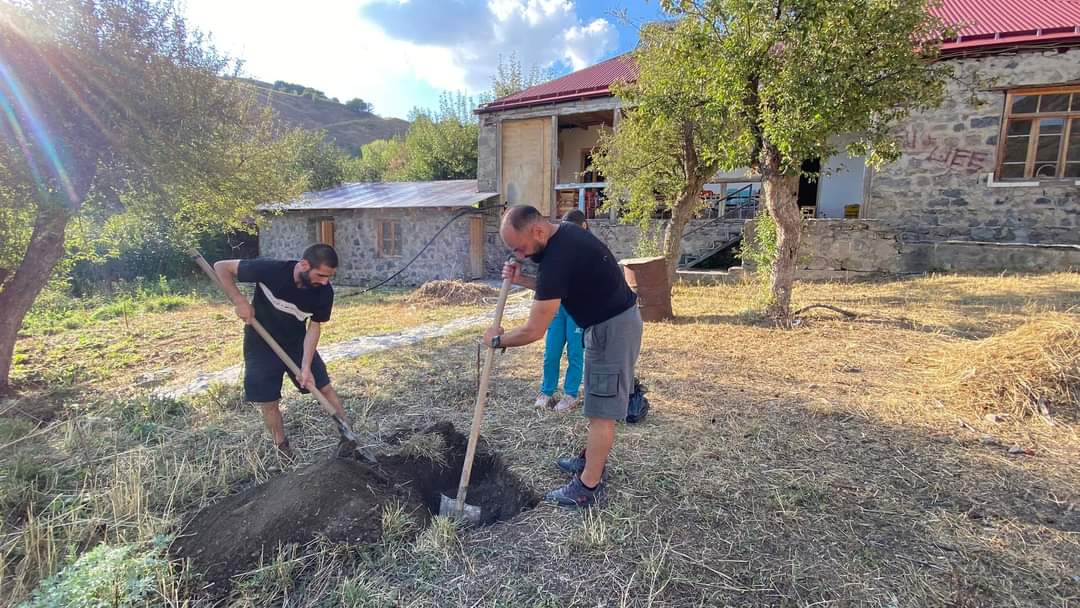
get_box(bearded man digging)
[214,244,354,460]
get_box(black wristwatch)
[490,335,502,349]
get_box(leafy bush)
[20,543,168,608]
[739,212,779,306]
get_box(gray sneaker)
[545,474,603,508]
[556,449,586,475]
[555,450,609,481]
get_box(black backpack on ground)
[626,378,649,424]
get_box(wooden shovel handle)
[454,275,514,517]
[187,249,357,441]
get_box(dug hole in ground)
[171,422,537,591]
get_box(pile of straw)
[933,313,1080,420]
[407,280,498,306]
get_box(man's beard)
[298,269,314,288]
[527,244,546,263]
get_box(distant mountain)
[238,79,409,154]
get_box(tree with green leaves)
[344,98,374,114]
[0,0,318,391]
[488,52,554,99]
[347,92,479,182]
[401,92,479,180]
[657,0,956,319]
[592,22,731,286]
[347,138,409,182]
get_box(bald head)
[499,204,555,261]
[502,204,543,231]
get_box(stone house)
[259,180,499,286]
[475,0,1080,276]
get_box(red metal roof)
[477,1,1080,114]
[476,54,637,113]
[935,0,1080,53]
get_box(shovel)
[189,249,377,464]
[439,273,514,524]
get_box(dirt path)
[159,299,531,398]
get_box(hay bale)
[408,280,498,306]
[933,313,1080,420]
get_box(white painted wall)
[557,124,609,183]
[817,136,867,218]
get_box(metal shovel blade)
[439,493,482,524]
[334,416,378,464]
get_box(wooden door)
[469,215,484,279]
[500,117,552,216]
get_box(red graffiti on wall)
[901,126,990,174]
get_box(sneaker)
[556,449,587,475]
[556,451,609,482]
[534,393,554,409]
[545,474,603,508]
[553,394,579,413]
[276,439,295,463]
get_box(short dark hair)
[302,243,338,268]
[503,204,543,231]
[562,209,587,227]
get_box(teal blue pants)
[541,305,584,398]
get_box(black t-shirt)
[236,259,333,347]
[534,223,637,329]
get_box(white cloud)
[563,18,616,70]
[362,0,618,90]
[182,0,466,117]
[180,0,617,117]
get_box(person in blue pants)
[535,209,588,413]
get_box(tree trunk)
[760,146,802,322]
[661,182,706,287]
[0,204,71,392]
[659,121,711,290]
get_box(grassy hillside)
[238,78,409,154]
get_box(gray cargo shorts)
[582,305,643,420]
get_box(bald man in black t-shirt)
[482,205,643,508]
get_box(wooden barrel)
[619,256,674,322]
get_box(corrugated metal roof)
[935,0,1080,53]
[265,180,498,211]
[477,2,1080,114]
[476,54,638,113]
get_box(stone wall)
[589,219,745,263]
[902,240,1080,273]
[479,211,747,277]
[743,219,905,280]
[742,219,1080,279]
[260,207,487,287]
[868,48,1080,244]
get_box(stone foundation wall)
[589,219,745,263]
[868,48,1080,244]
[743,220,904,280]
[902,240,1080,273]
[742,219,1080,279]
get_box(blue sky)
[181,1,667,119]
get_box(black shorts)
[243,331,330,403]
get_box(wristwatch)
[490,335,502,349]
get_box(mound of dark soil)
[171,422,537,588]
